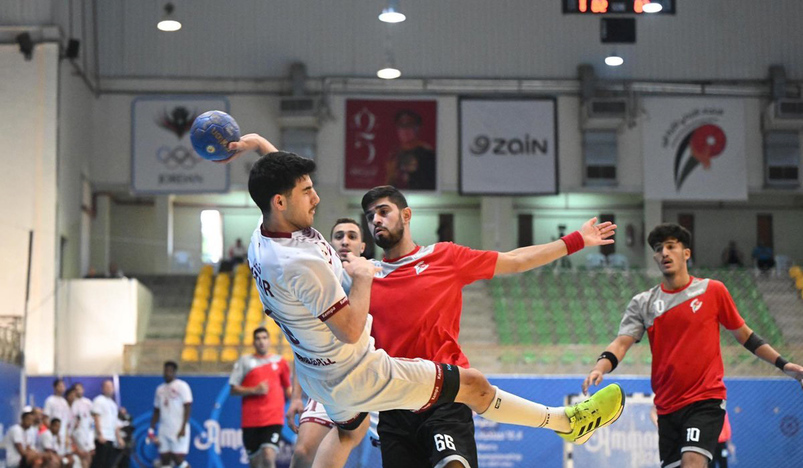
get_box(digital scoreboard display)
[564,0,675,14]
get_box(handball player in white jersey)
[223,134,625,468]
[286,218,379,468]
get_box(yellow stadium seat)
[228,309,245,322]
[204,334,222,345]
[184,334,202,346]
[210,296,226,309]
[246,307,263,321]
[243,333,254,346]
[789,266,802,279]
[201,348,219,362]
[796,277,803,291]
[206,322,223,336]
[201,264,214,275]
[230,297,246,310]
[223,334,241,346]
[191,297,208,309]
[208,309,225,323]
[189,310,206,324]
[186,322,203,336]
[225,324,243,338]
[268,327,281,343]
[221,347,239,362]
[181,347,199,362]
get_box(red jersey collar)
[383,245,421,263]
[660,276,694,294]
[260,224,292,238]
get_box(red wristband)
[561,231,584,255]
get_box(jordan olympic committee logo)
[673,124,727,190]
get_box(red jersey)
[369,243,498,368]
[228,353,291,427]
[618,277,745,415]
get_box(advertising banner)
[642,98,747,200]
[345,99,438,191]
[460,98,558,195]
[131,96,230,194]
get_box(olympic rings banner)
[642,98,747,201]
[131,96,230,194]
[459,98,558,195]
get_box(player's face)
[653,238,690,276]
[284,175,319,230]
[75,384,84,398]
[330,223,364,260]
[102,380,114,397]
[55,381,65,395]
[50,420,61,434]
[365,198,406,250]
[163,366,176,383]
[21,413,33,429]
[66,392,76,405]
[253,332,270,355]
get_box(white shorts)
[297,347,443,424]
[158,428,191,455]
[300,399,380,439]
[73,431,95,452]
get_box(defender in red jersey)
[583,223,803,468]
[230,327,292,468]
[360,185,619,468]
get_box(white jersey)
[154,379,193,437]
[247,225,370,382]
[37,430,65,455]
[4,424,32,468]
[71,397,94,446]
[44,395,72,440]
[92,395,119,441]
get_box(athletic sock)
[478,386,571,432]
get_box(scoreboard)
[563,0,675,14]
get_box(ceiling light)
[157,3,182,31]
[642,2,663,13]
[605,54,624,67]
[377,67,401,80]
[379,0,406,23]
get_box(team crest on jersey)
[690,298,703,313]
[414,261,429,275]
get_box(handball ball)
[190,110,241,161]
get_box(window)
[764,131,800,187]
[281,128,317,161]
[201,210,223,263]
[583,131,617,186]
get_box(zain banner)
[132,96,230,194]
[460,98,557,195]
[345,99,438,191]
[642,98,747,200]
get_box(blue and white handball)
[189,110,241,161]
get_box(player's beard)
[374,223,404,249]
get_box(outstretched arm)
[731,324,803,381]
[494,217,616,276]
[214,133,280,164]
[582,334,637,395]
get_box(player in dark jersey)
[360,185,620,468]
[582,223,803,468]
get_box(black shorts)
[242,425,283,458]
[657,399,726,467]
[378,402,477,468]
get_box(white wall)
[58,59,95,279]
[0,44,59,374]
[56,279,151,375]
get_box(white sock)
[479,386,570,432]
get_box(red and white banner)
[344,99,437,191]
[642,98,747,200]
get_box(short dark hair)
[647,223,692,250]
[65,386,77,398]
[253,327,269,339]
[164,361,178,371]
[53,378,63,388]
[330,218,363,239]
[50,418,61,426]
[248,152,316,214]
[361,185,409,213]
